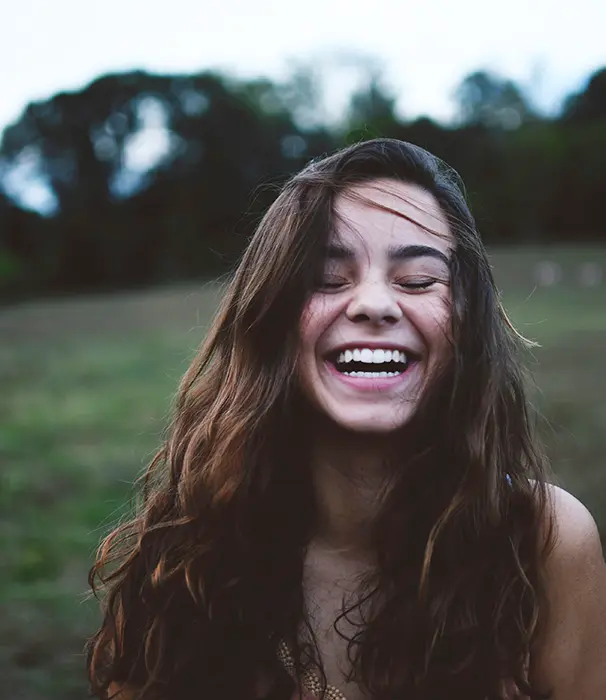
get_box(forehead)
[332,179,453,255]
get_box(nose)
[345,280,403,326]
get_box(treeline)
[1,64,605,298]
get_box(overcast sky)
[3,0,606,134]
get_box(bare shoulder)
[541,484,606,607]
[545,483,604,558]
[530,484,606,699]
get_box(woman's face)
[298,179,454,434]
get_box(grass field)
[1,246,606,699]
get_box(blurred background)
[1,1,605,697]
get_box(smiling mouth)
[326,348,417,377]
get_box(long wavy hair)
[87,138,555,700]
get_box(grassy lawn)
[1,247,605,698]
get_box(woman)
[87,139,606,699]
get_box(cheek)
[414,294,453,347]
[298,300,319,350]
[297,297,342,397]
[296,302,323,401]
[298,295,341,351]
[431,299,454,356]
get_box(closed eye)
[396,278,439,290]
[318,277,349,291]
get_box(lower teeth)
[342,371,402,377]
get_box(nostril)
[348,300,402,319]
[351,313,399,326]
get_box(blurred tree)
[0,190,25,290]
[273,62,326,130]
[0,72,148,214]
[545,121,606,240]
[0,71,162,288]
[555,67,606,240]
[0,189,57,294]
[344,70,401,138]
[454,70,536,129]
[148,71,312,279]
[1,60,606,299]
[0,70,319,290]
[562,68,606,122]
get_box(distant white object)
[534,261,562,287]
[579,262,603,287]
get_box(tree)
[562,67,606,122]
[344,71,400,138]
[0,70,314,290]
[0,72,153,215]
[0,72,166,288]
[454,71,536,130]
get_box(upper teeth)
[336,348,408,363]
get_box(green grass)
[0,283,222,699]
[1,248,606,698]
[490,247,606,517]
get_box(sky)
[3,0,606,133]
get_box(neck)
[308,422,396,557]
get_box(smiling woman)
[298,180,453,434]
[86,139,606,700]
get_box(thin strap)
[277,640,348,700]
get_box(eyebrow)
[325,242,450,266]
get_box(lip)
[325,357,419,393]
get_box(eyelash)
[396,279,438,290]
[319,278,439,291]
[320,280,347,289]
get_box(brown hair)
[87,138,554,699]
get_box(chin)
[327,409,415,435]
